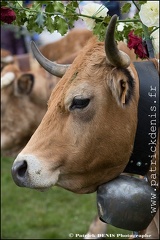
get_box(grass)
[1,156,131,239]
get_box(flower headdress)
[1,1,159,59]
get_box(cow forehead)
[66,82,95,98]
[48,64,107,112]
[48,40,109,102]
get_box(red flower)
[1,7,16,24]
[127,30,148,59]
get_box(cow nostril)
[17,160,27,177]
[11,160,28,186]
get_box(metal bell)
[97,175,159,231]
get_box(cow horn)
[105,15,130,68]
[31,41,70,77]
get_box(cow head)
[12,15,139,193]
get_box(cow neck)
[124,60,159,176]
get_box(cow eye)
[70,98,90,110]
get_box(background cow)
[1,62,59,157]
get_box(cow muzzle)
[11,154,60,190]
[97,175,159,231]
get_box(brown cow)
[11,15,159,238]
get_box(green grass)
[1,156,131,239]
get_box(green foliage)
[54,16,68,35]
[45,16,55,33]
[45,3,56,13]
[134,27,144,37]
[93,15,111,41]
[45,1,65,14]
[1,1,8,6]
[52,1,65,13]
[64,1,79,29]
[138,1,147,5]
[93,21,106,41]
[1,1,81,37]
[121,3,131,14]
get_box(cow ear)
[14,74,34,96]
[107,68,134,107]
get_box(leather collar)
[124,61,159,175]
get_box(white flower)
[117,22,125,32]
[151,29,159,55]
[139,1,159,27]
[80,3,108,30]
